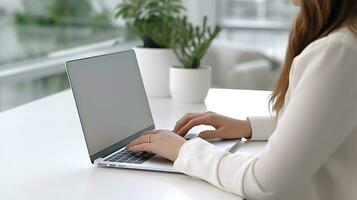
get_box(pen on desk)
[227,138,242,153]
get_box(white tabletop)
[0,88,270,200]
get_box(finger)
[126,134,151,148]
[127,143,156,153]
[198,130,219,140]
[174,113,204,133]
[177,115,214,136]
[174,112,215,134]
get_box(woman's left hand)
[126,130,186,162]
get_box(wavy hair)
[270,0,357,114]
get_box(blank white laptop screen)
[66,50,154,157]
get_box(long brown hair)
[270,0,357,114]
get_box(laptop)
[65,50,237,173]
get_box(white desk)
[0,89,270,200]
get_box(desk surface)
[0,89,270,200]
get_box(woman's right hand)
[173,111,252,140]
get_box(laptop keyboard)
[101,133,198,165]
[103,150,155,164]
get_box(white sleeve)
[173,40,357,199]
[248,116,276,140]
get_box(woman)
[127,0,357,199]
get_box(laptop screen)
[66,50,154,162]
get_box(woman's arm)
[173,39,357,199]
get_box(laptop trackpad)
[142,155,175,172]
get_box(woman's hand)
[174,111,252,140]
[126,130,186,161]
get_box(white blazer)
[173,27,357,200]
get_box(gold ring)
[147,135,152,143]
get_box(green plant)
[48,0,92,24]
[115,0,185,48]
[14,0,112,27]
[172,16,221,69]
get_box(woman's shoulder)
[290,27,357,91]
[300,27,357,57]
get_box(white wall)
[182,0,217,26]
[0,1,22,12]
[101,0,121,10]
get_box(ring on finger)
[147,134,152,143]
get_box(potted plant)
[115,0,184,97]
[170,16,221,103]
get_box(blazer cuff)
[247,116,276,141]
[173,138,203,173]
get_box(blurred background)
[0,0,298,111]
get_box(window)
[0,0,127,66]
[0,0,134,111]
[215,0,298,66]
[217,0,298,30]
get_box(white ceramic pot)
[170,66,212,104]
[133,47,179,97]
